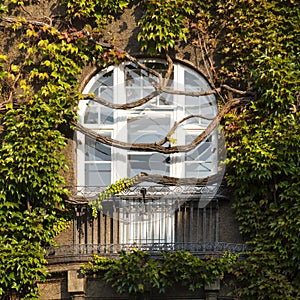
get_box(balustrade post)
[71,293,85,300]
[68,270,86,299]
[204,278,220,300]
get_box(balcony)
[46,185,247,264]
[45,242,247,264]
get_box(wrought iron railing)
[45,242,247,262]
[46,185,246,263]
[67,184,226,205]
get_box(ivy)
[212,0,300,298]
[138,0,194,53]
[89,176,138,217]
[82,250,238,297]
[1,1,299,299]
[62,0,130,28]
[0,1,127,297]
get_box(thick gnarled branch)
[76,96,251,154]
[66,172,223,204]
[136,172,221,186]
[83,84,254,110]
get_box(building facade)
[42,50,245,300]
[1,2,246,299]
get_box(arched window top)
[79,59,217,122]
[77,59,219,187]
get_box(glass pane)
[83,100,113,125]
[100,106,114,125]
[185,95,200,106]
[200,96,216,118]
[186,143,212,161]
[98,87,113,102]
[185,95,216,125]
[85,163,111,186]
[185,162,212,178]
[184,69,211,91]
[128,115,170,143]
[185,70,200,88]
[85,135,111,161]
[100,69,113,86]
[84,105,99,124]
[91,69,114,102]
[185,136,212,161]
[126,87,142,102]
[128,154,170,177]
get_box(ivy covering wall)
[0,0,299,299]
[216,1,300,299]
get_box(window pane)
[126,87,142,102]
[92,69,114,102]
[185,162,212,177]
[98,87,113,102]
[85,136,111,161]
[184,69,211,91]
[100,69,113,86]
[185,136,212,161]
[128,115,170,143]
[100,106,114,125]
[128,154,170,177]
[83,100,113,125]
[84,104,99,124]
[85,163,111,186]
[185,95,216,126]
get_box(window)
[76,59,218,246]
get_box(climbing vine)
[0,1,124,298]
[0,0,299,299]
[138,0,194,53]
[82,250,238,298]
[62,0,130,28]
[204,1,300,299]
[89,176,138,216]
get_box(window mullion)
[112,65,128,181]
[76,131,85,187]
[172,64,185,178]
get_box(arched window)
[77,59,218,189]
[76,59,221,248]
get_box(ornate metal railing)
[45,242,247,263]
[46,185,245,264]
[67,184,227,205]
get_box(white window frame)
[77,60,218,245]
[77,60,218,187]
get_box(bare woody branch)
[135,172,222,186]
[83,90,158,110]
[162,54,173,88]
[156,113,215,146]
[66,172,223,204]
[75,96,251,154]
[82,88,218,110]
[83,84,255,110]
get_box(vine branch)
[66,172,223,204]
[75,96,251,154]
